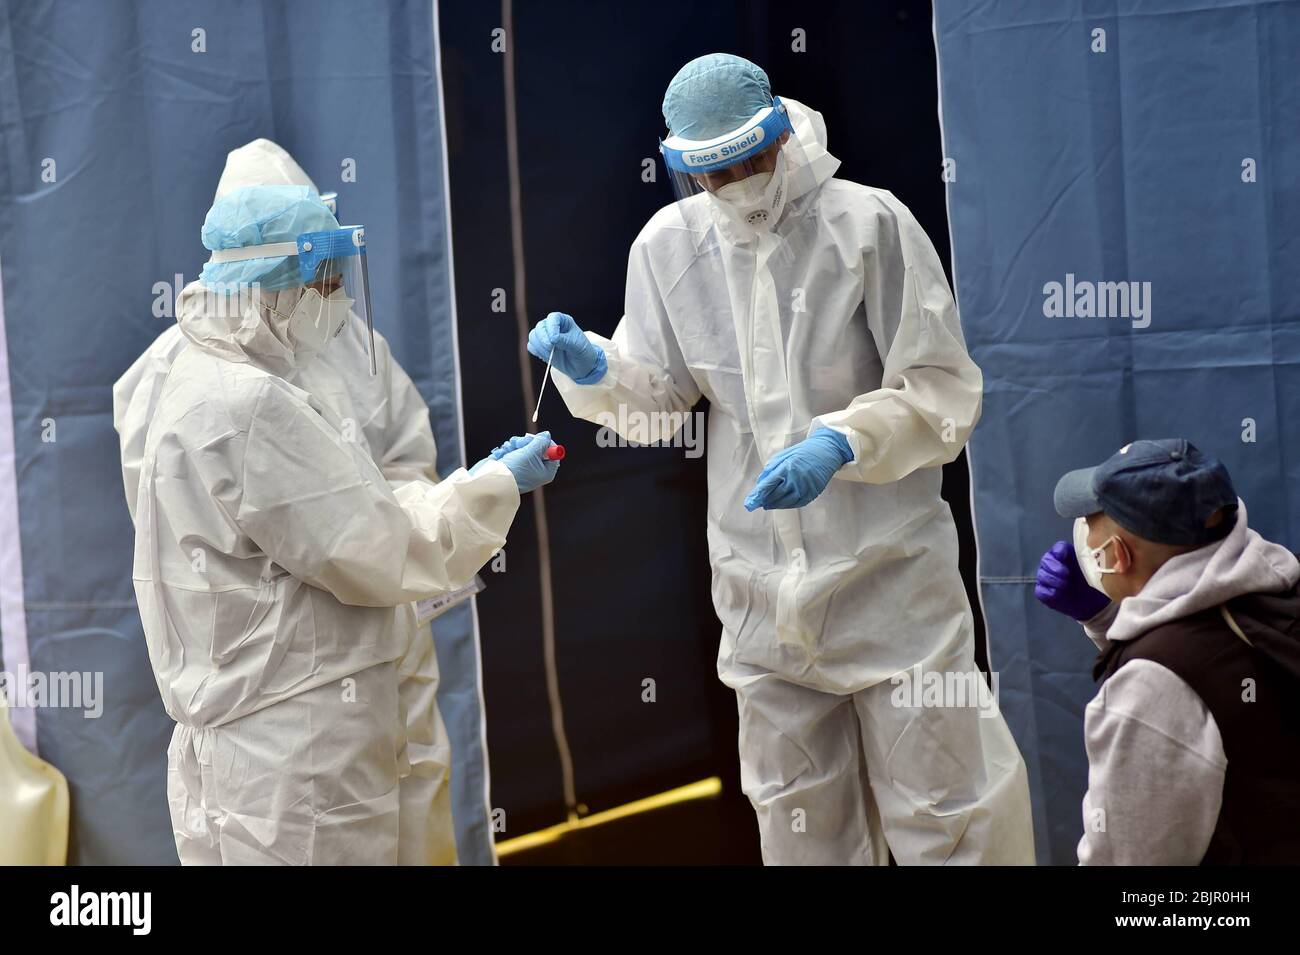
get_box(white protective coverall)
[123,277,516,864]
[114,318,463,865]
[122,136,514,867]
[554,99,1034,864]
[115,139,479,865]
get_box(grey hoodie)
[1076,500,1300,865]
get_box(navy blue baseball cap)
[1053,439,1238,546]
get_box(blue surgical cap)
[662,53,773,141]
[199,185,339,292]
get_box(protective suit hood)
[175,279,314,378]
[781,97,840,204]
[215,137,317,196]
[181,139,333,376]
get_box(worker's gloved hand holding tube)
[744,428,854,511]
[472,431,561,493]
[527,311,607,384]
[1034,539,1111,621]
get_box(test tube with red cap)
[544,444,565,461]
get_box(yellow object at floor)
[496,777,723,857]
[0,700,69,865]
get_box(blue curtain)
[0,0,493,864]
[934,0,1300,862]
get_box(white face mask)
[288,287,353,353]
[716,171,773,203]
[709,150,787,230]
[1073,517,1120,594]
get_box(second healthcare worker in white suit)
[120,140,559,865]
[530,54,1034,864]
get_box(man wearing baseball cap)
[1035,439,1300,864]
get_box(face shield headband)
[660,96,793,175]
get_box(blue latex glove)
[744,429,854,512]
[473,431,560,493]
[527,312,607,384]
[1035,540,1111,621]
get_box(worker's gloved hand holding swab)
[469,431,562,493]
[527,311,607,386]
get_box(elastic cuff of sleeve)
[811,426,855,465]
[573,349,608,385]
[827,430,854,465]
[810,417,863,465]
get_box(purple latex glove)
[1035,539,1110,621]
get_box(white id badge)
[415,574,487,625]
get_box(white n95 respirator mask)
[710,150,788,230]
[288,287,353,352]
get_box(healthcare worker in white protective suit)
[115,140,486,865]
[529,54,1034,864]
[124,143,560,865]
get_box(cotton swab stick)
[532,347,555,424]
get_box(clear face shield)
[660,96,803,231]
[205,221,376,373]
[294,225,376,373]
